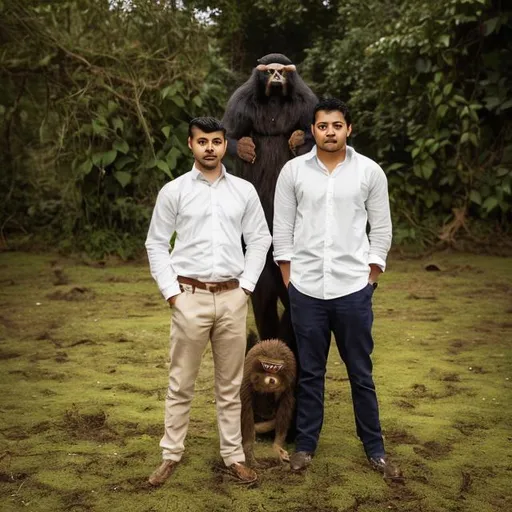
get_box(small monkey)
[240,338,296,466]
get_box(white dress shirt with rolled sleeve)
[273,146,392,300]
[146,165,271,300]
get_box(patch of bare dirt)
[453,421,487,436]
[447,339,467,354]
[0,349,21,360]
[47,287,95,301]
[413,440,452,460]
[407,459,433,484]
[61,491,93,512]
[1,427,29,440]
[394,400,415,409]
[407,293,438,300]
[62,406,118,442]
[0,471,28,482]
[384,428,420,445]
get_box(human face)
[188,127,227,172]
[311,110,352,155]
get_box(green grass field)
[0,251,510,512]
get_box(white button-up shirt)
[273,146,392,300]
[146,165,271,300]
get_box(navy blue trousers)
[289,283,385,458]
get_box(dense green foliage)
[0,0,228,257]
[302,0,512,245]
[0,0,510,257]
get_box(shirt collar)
[191,164,227,183]
[306,145,354,167]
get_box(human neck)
[196,163,222,183]
[317,147,347,173]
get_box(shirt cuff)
[368,254,387,272]
[161,281,182,301]
[273,251,292,265]
[238,277,254,292]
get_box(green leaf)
[112,117,124,133]
[460,133,469,144]
[469,133,478,147]
[92,152,104,166]
[79,159,93,175]
[443,84,453,96]
[162,126,171,138]
[415,58,431,73]
[115,156,135,171]
[469,190,482,205]
[460,106,469,118]
[38,55,52,67]
[439,35,450,47]
[113,140,129,154]
[108,101,118,114]
[482,196,498,212]
[156,159,173,178]
[422,165,433,180]
[386,162,406,171]
[171,95,185,108]
[193,95,203,107]
[102,150,117,166]
[92,119,108,137]
[434,72,443,84]
[114,171,132,188]
[437,104,448,118]
[411,147,421,159]
[93,150,117,167]
[500,99,512,111]
[484,96,501,110]
[482,17,499,36]
[434,95,443,107]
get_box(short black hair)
[312,98,351,127]
[188,117,226,138]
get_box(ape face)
[249,356,287,393]
[256,62,297,97]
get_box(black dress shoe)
[368,456,404,481]
[289,451,313,471]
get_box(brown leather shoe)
[226,462,258,483]
[368,456,404,481]
[148,460,179,486]
[289,451,313,472]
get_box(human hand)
[288,130,305,155]
[167,294,180,307]
[237,137,256,163]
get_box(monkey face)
[256,62,296,97]
[249,357,286,393]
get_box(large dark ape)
[222,53,317,357]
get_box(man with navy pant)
[273,98,402,479]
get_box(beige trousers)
[160,283,249,466]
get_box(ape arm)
[272,388,295,462]
[240,381,257,466]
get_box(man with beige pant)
[145,117,271,486]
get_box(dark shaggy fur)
[222,53,317,357]
[240,338,297,466]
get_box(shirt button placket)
[323,176,334,298]
[211,186,218,280]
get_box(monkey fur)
[222,53,317,359]
[240,338,297,466]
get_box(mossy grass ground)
[0,251,510,512]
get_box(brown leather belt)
[177,276,239,294]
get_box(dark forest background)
[1,0,510,259]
